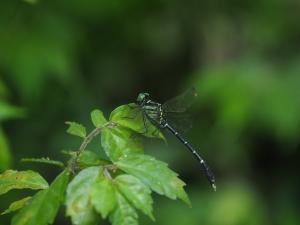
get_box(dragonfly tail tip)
[212,183,217,191]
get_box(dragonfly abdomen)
[163,122,216,191]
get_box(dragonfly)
[136,88,216,191]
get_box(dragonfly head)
[137,92,150,104]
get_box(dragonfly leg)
[141,114,161,136]
[151,128,160,136]
[140,113,149,134]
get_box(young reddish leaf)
[115,153,191,206]
[0,170,48,195]
[109,191,138,225]
[115,174,154,220]
[11,170,69,225]
[91,109,107,128]
[65,121,86,138]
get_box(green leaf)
[90,173,116,218]
[110,104,165,140]
[0,101,25,122]
[77,150,109,167]
[0,170,49,195]
[115,174,154,220]
[115,153,191,206]
[109,191,138,225]
[60,150,76,156]
[12,170,69,225]
[1,196,32,215]
[65,121,86,138]
[0,79,8,97]
[66,167,102,225]
[0,126,11,172]
[23,0,38,4]
[91,109,107,127]
[101,126,143,162]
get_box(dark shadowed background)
[0,0,299,224]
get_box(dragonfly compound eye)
[137,93,150,104]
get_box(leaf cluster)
[0,104,190,225]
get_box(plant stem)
[68,122,116,174]
[21,157,65,168]
[103,167,113,180]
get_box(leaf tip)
[149,213,156,221]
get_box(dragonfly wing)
[162,88,198,113]
[164,111,193,133]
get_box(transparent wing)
[162,88,198,113]
[164,111,193,133]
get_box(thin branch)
[21,157,65,168]
[68,122,116,173]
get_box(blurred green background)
[0,0,299,224]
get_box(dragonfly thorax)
[143,102,165,126]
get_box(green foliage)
[0,170,49,195]
[0,127,11,171]
[90,171,116,219]
[12,170,69,225]
[115,174,154,220]
[0,101,24,122]
[65,167,101,225]
[190,63,300,169]
[115,153,191,206]
[0,79,24,172]
[109,192,138,225]
[101,126,144,162]
[0,106,190,225]
[0,79,24,122]
[23,0,38,4]
[65,121,87,138]
[194,63,300,139]
[1,197,32,215]
[91,109,107,128]
[77,150,109,167]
